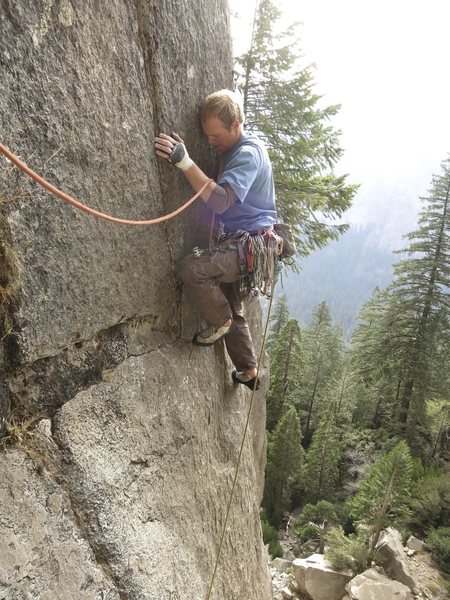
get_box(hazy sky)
[229,0,450,230]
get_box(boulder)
[376,528,416,591]
[293,554,353,600]
[271,558,293,573]
[346,568,414,600]
[406,535,424,553]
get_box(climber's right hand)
[154,132,194,172]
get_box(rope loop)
[0,142,212,225]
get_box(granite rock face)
[1,340,270,599]
[0,2,272,599]
[0,447,121,600]
[1,0,230,368]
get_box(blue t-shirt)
[217,133,277,233]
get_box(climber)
[154,89,277,391]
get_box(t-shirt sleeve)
[217,146,260,203]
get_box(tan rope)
[206,283,276,600]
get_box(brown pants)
[180,249,257,371]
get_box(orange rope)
[0,143,212,225]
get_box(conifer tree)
[387,157,450,440]
[325,526,370,575]
[235,0,357,256]
[427,399,450,461]
[327,362,357,428]
[349,159,450,444]
[349,288,401,428]
[349,440,413,559]
[302,400,341,503]
[263,405,304,527]
[299,301,343,442]
[266,318,303,431]
[267,293,290,353]
[350,288,391,387]
[427,326,450,406]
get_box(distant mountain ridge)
[279,225,394,337]
[279,175,428,337]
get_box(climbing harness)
[216,228,283,298]
[206,281,276,600]
[0,143,212,225]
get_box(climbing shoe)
[232,370,261,391]
[192,320,234,346]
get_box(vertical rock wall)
[0,1,272,598]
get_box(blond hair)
[200,89,245,129]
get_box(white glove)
[168,142,194,171]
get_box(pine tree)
[349,160,450,445]
[349,288,401,428]
[266,318,303,431]
[267,293,290,353]
[387,157,450,441]
[327,362,357,428]
[302,400,341,503]
[263,406,304,527]
[325,526,370,575]
[427,326,450,407]
[299,301,343,442]
[350,287,391,387]
[407,468,450,532]
[427,399,450,461]
[235,0,357,256]
[349,440,413,559]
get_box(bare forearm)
[183,165,237,212]
[182,162,215,201]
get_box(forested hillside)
[262,158,450,592]
[234,1,449,595]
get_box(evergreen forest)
[234,0,450,588]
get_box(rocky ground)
[409,552,449,599]
[270,516,449,600]
[271,554,449,600]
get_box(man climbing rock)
[155,89,277,390]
